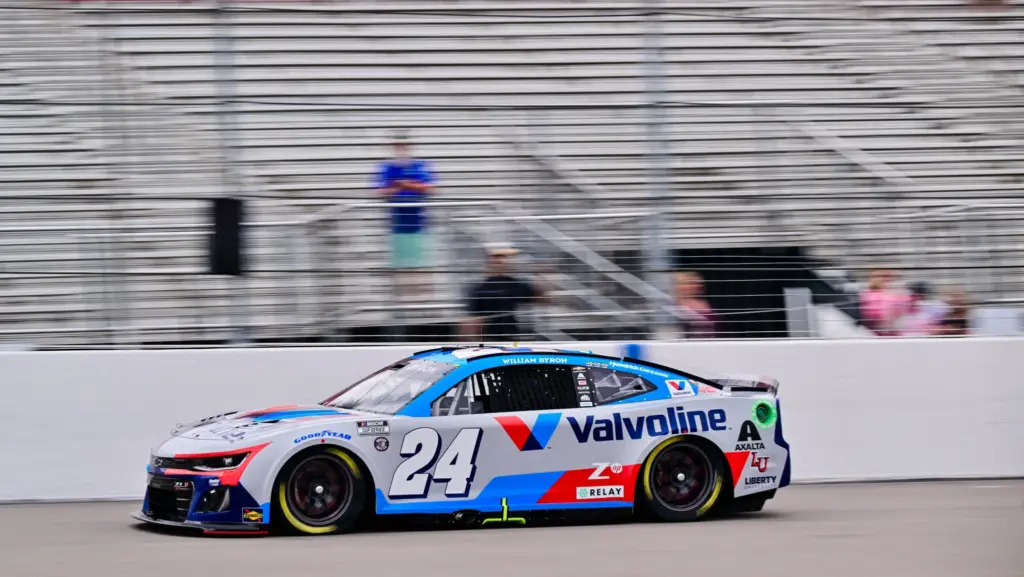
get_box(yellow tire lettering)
[643,437,680,502]
[696,475,722,516]
[642,436,722,517]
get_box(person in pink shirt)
[860,269,910,336]
[673,271,718,338]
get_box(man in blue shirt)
[375,132,437,302]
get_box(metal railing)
[2,1,1023,348]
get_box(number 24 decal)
[388,428,483,499]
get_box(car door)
[380,363,581,514]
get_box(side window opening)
[477,365,578,413]
[431,366,578,415]
[590,367,656,404]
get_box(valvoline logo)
[568,407,727,443]
[495,413,562,451]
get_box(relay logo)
[567,407,727,443]
[495,413,562,451]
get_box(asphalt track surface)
[0,480,1021,577]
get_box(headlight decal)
[167,442,272,486]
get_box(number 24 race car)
[133,346,791,535]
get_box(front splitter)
[130,511,269,536]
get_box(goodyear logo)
[293,430,352,444]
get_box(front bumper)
[131,510,268,535]
[140,470,271,534]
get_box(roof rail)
[465,349,721,388]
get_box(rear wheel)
[639,438,724,522]
[274,447,366,535]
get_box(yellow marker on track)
[481,498,526,526]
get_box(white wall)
[1,338,1022,502]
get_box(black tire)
[639,437,724,522]
[273,447,366,535]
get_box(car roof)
[410,345,582,365]
[407,345,699,381]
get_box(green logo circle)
[752,400,777,429]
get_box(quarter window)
[590,367,656,404]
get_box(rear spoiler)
[709,374,779,396]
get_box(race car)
[133,346,791,535]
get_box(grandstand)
[1,0,1021,347]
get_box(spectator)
[460,244,549,341]
[859,268,909,336]
[673,271,717,338]
[375,131,436,302]
[938,288,972,336]
[895,281,950,337]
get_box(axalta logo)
[567,407,727,443]
[293,430,352,444]
[495,413,561,451]
[735,421,766,451]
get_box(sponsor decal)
[357,420,390,436]
[374,437,389,452]
[744,476,776,490]
[173,480,190,490]
[576,384,590,391]
[208,478,220,487]
[242,508,264,523]
[666,380,695,396]
[293,430,352,444]
[495,413,561,451]
[580,401,594,407]
[698,384,720,394]
[585,361,608,369]
[501,356,568,365]
[588,462,623,480]
[579,393,592,402]
[750,452,769,473]
[575,485,624,500]
[567,407,727,443]
[607,360,669,378]
[735,420,766,451]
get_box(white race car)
[133,346,791,535]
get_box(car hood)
[170,404,388,442]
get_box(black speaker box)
[209,197,244,276]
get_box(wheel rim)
[284,454,354,527]
[650,445,714,512]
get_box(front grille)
[146,476,193,522]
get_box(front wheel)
[639,438,724,522]
[274,447,366,535]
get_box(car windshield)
[321,359,457,415]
